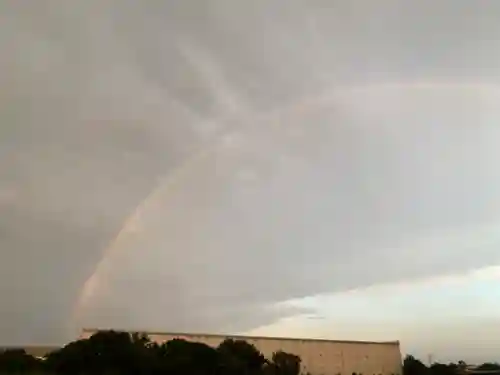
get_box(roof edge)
[81,328,400,346]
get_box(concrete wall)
[80,329,402,375]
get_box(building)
[81,329,402,375]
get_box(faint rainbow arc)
[72,80,500,332]
[71,144,217,329]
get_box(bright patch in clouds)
[249,266,500,362]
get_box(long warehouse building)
[81,329,403,375]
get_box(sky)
[2,0,500,363]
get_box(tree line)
[0,330,301,375]
[0,330,498,375]
[403,355,500,375]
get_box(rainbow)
[71,81,500,332]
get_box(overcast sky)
[2,0,500,363]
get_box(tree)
[44,330,154,375]
[162,338,220,375]
[0,349,42,373]
[404,355,429,375]
[218,339,267,375]
[429,362,457,375]
[271,350,301,375]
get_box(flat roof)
[82,328,400,346]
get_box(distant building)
[81,328,403,375]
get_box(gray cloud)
[2,0,500,345]
[79,90,500,337]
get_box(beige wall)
[80,329,402,375]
